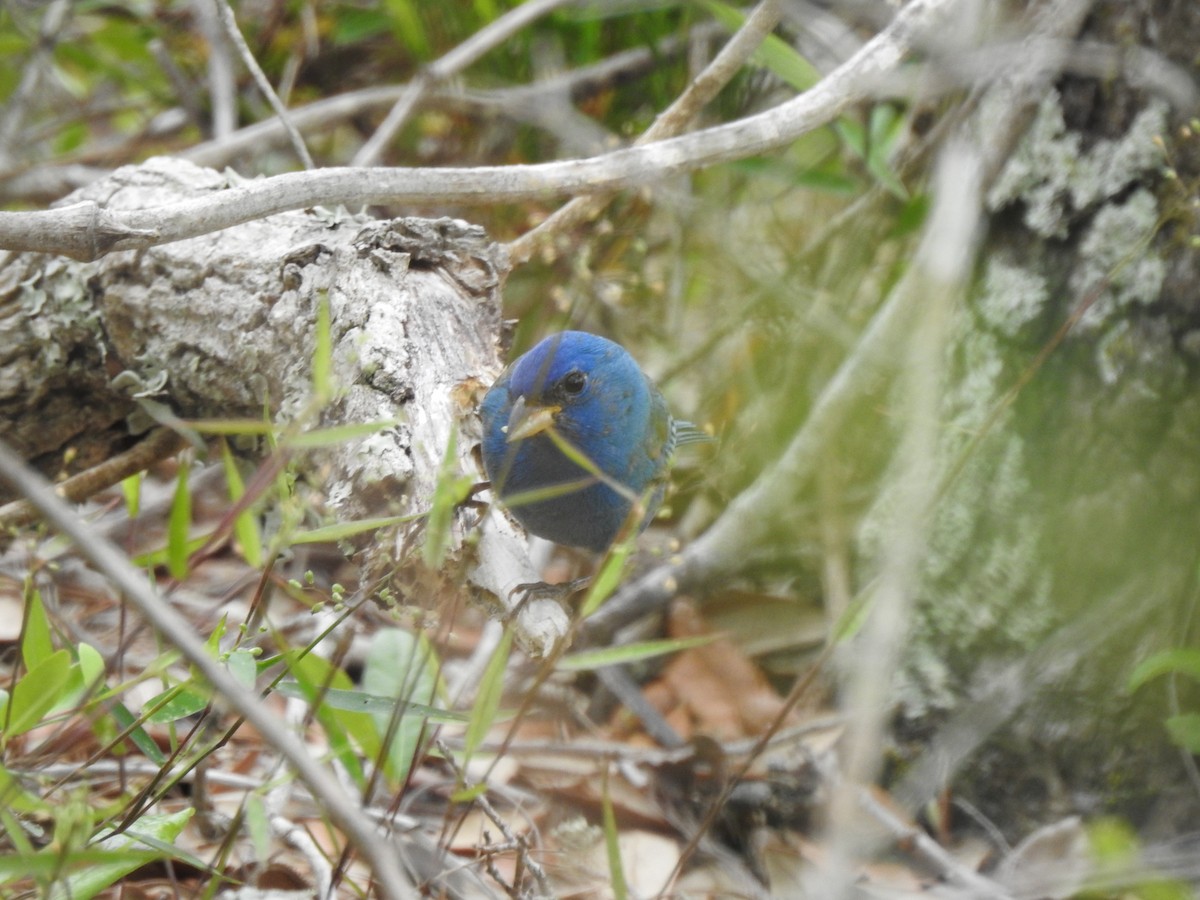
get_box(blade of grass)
[601,765,628,900]
[462,627,513,763]
[166,453,191,580]
[557,634,717,672]
[220,438,262,567]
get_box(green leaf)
[424,429,475,569]
[143,684,209,724]
[0,850,157,886]
[244,793,271,863]
[131,533,209,569]
[864,104,909,199]
[221,439,262,567]
[120,471,142,516]
[6,649,72,736]
[284,418,401,449]
[289,512,424,545]
[167,453,192,580]
[21,588,55,671]
[601,768,628,900]
[282,649,374,786]
[332,7,393,44]
[178,418,278,436]
[52,642,107,716]
[275,682,468,723]
[46,809,194,900]
[226,649,258,690]
[558,634,718,672]
[384,0,431,59]
[1165,713,1200,753]
[463,628,512,762]
[580,539,632,619]
[699,0,819,91]
[1128,648,1200,692]
[312,291,332,402]
[108,702,165,765]
[449,781,488,804]
[362,629,444,784]
[76,641,106,688]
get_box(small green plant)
[1127,647,1200,754]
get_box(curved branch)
[0,0,950,261]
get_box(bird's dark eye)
[561,370,587,396]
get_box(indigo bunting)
[480,331,706,553]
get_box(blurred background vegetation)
[3,0,1200,895]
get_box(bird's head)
[499,331,642,445]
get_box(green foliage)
[423,429,478,569]
[268,628,458,791]
[360,628,446,786]
[1,590,105,746]
[557,634,717,671]
[1128,647,1200,754]
[220,439,263,567]
[0,591,200,895]
[600,767,629,900]
[167,453,192,580]
[461,627,513,764]
[1087,818,1193,900]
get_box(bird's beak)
[504,395,560,443]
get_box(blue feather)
[480,331,704,553]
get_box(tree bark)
[0,156,566,653]
[867,0,1200,834]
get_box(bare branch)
[192,0,237,139]
[353,0,581,167]
[0,0,953,262]
[508,0,785,263]
[214,0,315,169]
[0,0,72,160]
[0,438,418,900]
[0,427,184,530]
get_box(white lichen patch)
[988,90,1168,239]
[977,254,1052,336]
[1071,189,1166,331]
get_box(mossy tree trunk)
[869,0,1200,834]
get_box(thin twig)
[214,0,314,169]
[508,0,785,264]
[0,0,72,159]
[854,781,1014,898]
[436,738,552,898]
[353,0,580,167]
[0,438,416,900]
[0,0,955,261]
[0,427,185,530]
[193,0,236,139]
[823,142,982,899]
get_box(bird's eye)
[561,370,587,395]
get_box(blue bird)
[480,331,706,553]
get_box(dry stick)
[0,438,417,900]
[193,0,236,139]
[353,0,580,167]
[435,738,552,897]
[822,144,985,900]
[0,427,185,530]
[0,0,72,158]
[0,0,955,262]
[214,0,314,169]
[182,23,723,171]
[507,0,784,265]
